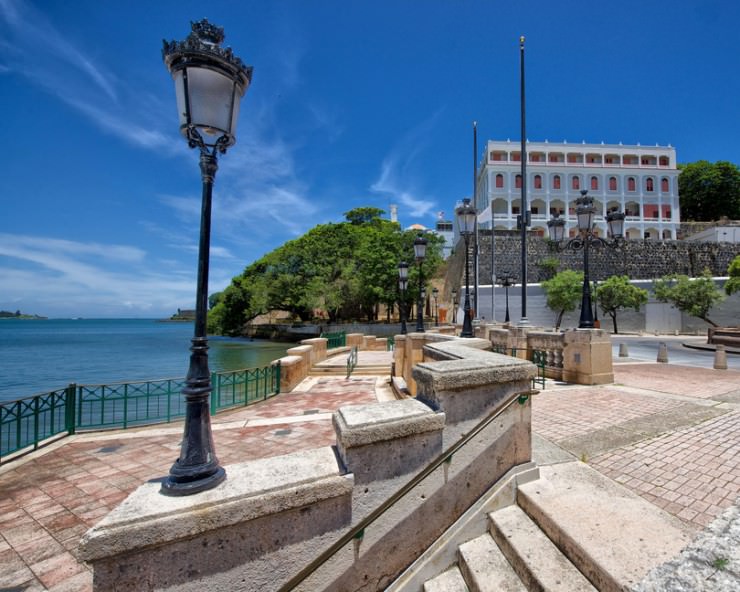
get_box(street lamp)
[160,20,252,496]
[451,287,458,324]
[414,234,428,332]
[547,190,624,329]
[398,261,408,335]
[432,287,439,326]
[456,197,477,337]
[500,276,514,323]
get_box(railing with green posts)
[386,335,395,351]
[491,346,546,390]
[0,362,281,463]
[321,331,347,349]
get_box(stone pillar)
[274,355,305,392]
[300,337,328,365]
[714,344,728,370]
[393,335,407,377]
[562,329,614,385]
[333,399,445,519]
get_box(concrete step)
[309,366,389,376]
[516,461,695,592]
[489,504,597,591]
[458,534,526,592]
[423,566,470,592]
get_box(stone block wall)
[457,231,740,286]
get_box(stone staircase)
[398,461,695,592]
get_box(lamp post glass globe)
[456,198,477,337]
[160,20,252,496]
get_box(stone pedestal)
[562,329,614,385]
[78,448,352,592]
[333,399,445,519]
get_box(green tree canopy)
[678,160,740,221]
[725,255,740,296]
[541,270,583,330]
[653,270,725,327]
[594,276,648,334]
[210,212,443,335]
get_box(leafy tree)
[344,207,385,225]
[594,276,648,334]
[209,211,443,334]
[678,160,740,221]
[725,255,740,296]
[541,270,583,330]
[653,270,725,327]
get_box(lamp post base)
[161,466,226,496]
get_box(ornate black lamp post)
[500,276,514,323]
[398,261,408,335]
[456,198,477,337]
[160,20,252,496]
[432,287,439,326]
[414,234,427,332]
[547,190,624,329]
[451,288,458,324]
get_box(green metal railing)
[491,346,546,390]
[386,335,395,351]
[0,362,281,462]
[321,331,347,349]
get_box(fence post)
[210,372,218,416]
[275,361,281,394]
[66,384,77,435]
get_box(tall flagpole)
[519,35,529,325]
[473,121,479,323]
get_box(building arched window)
[646,177,654,192]
[627,177,636,192]
[661,177,669,192]
[495,173,504,188]
[515,174,522,189]
[609,176,617,191]
[553,175,561,190]
[534,174,542,189]
[572,176,580,190]
[590,176,599,190]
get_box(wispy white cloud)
[370,113,441,218]
[0,233,198,317]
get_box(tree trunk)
[555,309,564,331]
[610,311,619,334]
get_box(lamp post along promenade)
[398,261,408,335]
[456,198,477,338]
[160,20,252,496]
[547,190,625,329]
[414,234,427,332]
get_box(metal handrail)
[277,387,537,591]
[345,346,358,378]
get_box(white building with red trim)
[475,140,680,240]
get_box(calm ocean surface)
[0,319,292,402]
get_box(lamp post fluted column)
[398,261,408,335]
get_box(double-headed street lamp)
[398,261,408,335]
[456,198,477,337]
[547,190,625,329]
[414,234,428,332]
[432,287,439,326]
[160,20,252,496]
[500,276,514,324]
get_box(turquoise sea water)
[0,319,291,402]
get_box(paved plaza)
[1,349,739,591]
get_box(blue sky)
[1,0,738,318]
